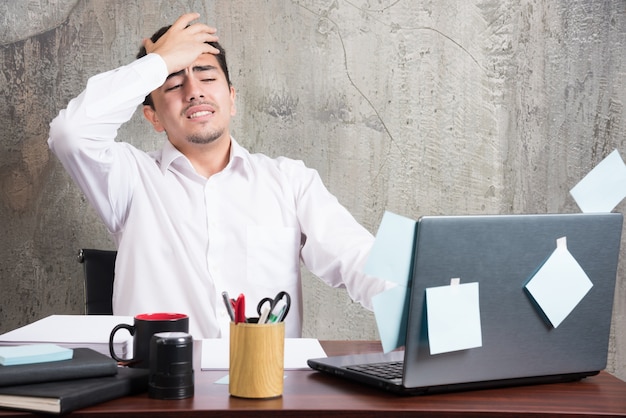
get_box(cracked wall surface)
[1,0,625,379]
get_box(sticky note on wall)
[570,149,626,213]
[425,278,482,355]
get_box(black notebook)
[0,347,118,387]
[0,367,149,414]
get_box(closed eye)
[165,83,182,92]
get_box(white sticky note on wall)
[425,279,482,355]
[570,149,626,213]
[524,237,592,328]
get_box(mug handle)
[109,323,135,362]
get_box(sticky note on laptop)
[425,278,482,355]
[525,237,592,328]
[0,344,73,366]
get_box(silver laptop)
[308,213,623,394]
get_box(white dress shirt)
[48,53,387,338]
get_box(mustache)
[181,101,216,115]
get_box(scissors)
[256,291,291,323]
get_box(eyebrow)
[166,65,219,80]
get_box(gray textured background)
[1,0,625,380]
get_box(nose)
[184,77,204,102]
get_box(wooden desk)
[1,341,625,417]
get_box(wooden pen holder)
[229,321,285,398]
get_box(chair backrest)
[77,249,117,315]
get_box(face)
[143,53,236,151]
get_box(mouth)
[184,104,215,120]
[188,110,213,119]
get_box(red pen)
[234,293,246,324]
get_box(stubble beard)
[186,127,225,145]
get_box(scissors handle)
[267,292,291,323]
[256,297,274,316]
[256,291,291,323]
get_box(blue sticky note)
[525,237,593,328]
[425,279,482,355]
[364,211,416,287]
[0,344,73,366]
[365,211,417,353]
[570,149,626,213]
[372,285,411,353]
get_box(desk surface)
[1,340,625,417]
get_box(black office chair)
[77,248,117,315]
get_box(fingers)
[146,13,221,74]
[171,12,202,30]
[172,12,218,39]
[142,37,154,51]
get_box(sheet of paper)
[425,279,482,355]
[0,315,133,358]
[372,285,410,353]
[364,211,417,353]
[570,149,626,213]
[525,237,593,328]
[201,338,326,370]
[364,211,416,287]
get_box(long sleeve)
[48,54,168,232]
[291,161,389,310]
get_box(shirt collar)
[157,136,251,178]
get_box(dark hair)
[137,25,231,108]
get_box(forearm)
[296,166,389,309]
[48,53,167,154]
[47,53,168,232]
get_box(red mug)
[109,313,189,368]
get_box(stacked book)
[0,345,148,414]
[0,316,148,414]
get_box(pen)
[234,293,246,324]
[222,291,235,322]
[259,306,271,324]
[266,299,287,323]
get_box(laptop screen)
[402,213,622,389]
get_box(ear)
[143,105,165,132]
[229,86,237,117]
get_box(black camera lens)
[149,332,194,399]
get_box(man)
[48,13,387,338]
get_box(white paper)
[570,149,626,213]
[0,315,133,358]
[525,237,593,328]
[201,338,326,370]
[425,279,482,355]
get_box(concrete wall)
[1,0,624,379]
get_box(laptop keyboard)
[346,361,404,380]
